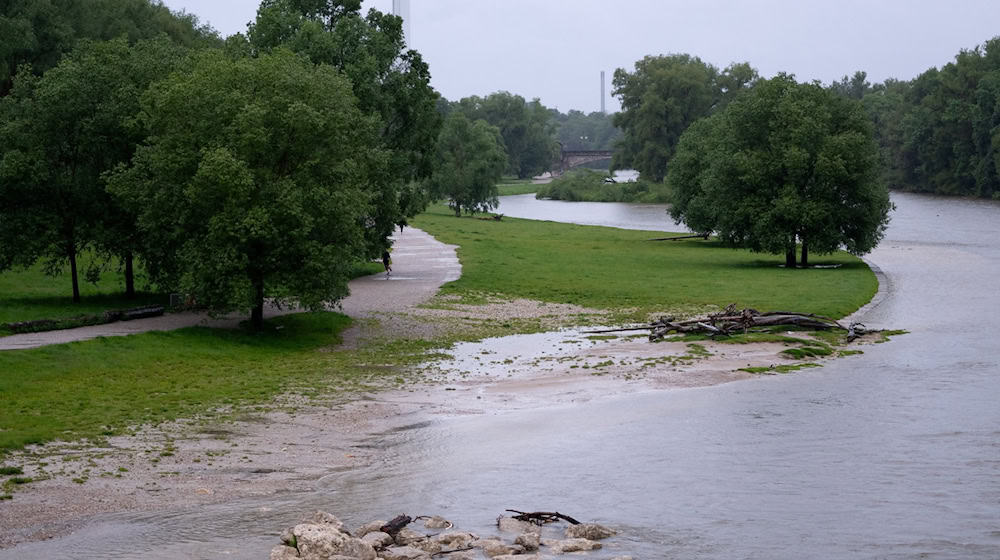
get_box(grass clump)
[497,178,538,196]
[742,363,823,374]
[413,205,876,320]
[0,466,23,475]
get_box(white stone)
[497,516,538,534]
[293,524,376,560]
[355,520,387,538]
[548,537,602,553]
[362,531,394,548]
[269,544,299,560]
[515,532,540,551]
[422,515,452,529]
[393,527,427,546]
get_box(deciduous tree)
[108,49,381,329]
[428,113,507,216]
[668,74,891,267]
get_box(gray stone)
[565,522,616,540]
[609,556,634,560]
[362,531,394,548]
[515,532,540,551]
[431,531,478,549]
[422,515,452,529]
[293,524,376,560]
[413,540,443,555]
[355,520,387,538]
[393,527,427,546]
[548,537,602,553]
[497,516,538,534]
[378,545,430,560]
[494,556,543,560]
[473,539,514,557]
[269,544,299,560]
[302,511,346,533]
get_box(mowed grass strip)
[412,205,876,318]
[0,312,355,452]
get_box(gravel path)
[0,227,459,351]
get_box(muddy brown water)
[3,193,999,559]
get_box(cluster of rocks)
[270,511,631,560]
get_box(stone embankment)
[270,511,631,560]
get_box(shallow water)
[4,192,1000,559]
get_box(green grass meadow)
[412,205,876,319]
[0,205,879,457]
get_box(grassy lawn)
[0,258,167,328]
[0,207,879,457]
[497,178,539,196]
[0,312,445,453]
[412,204,876,319]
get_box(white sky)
[160,0,1000,113]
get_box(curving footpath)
[0,227,459,351]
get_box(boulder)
[355,520,387,538]
[393,527,426,546]
[547,537,602,553]
[422,515,452,529]
[496,516,538,534]
[565,522,617,540]
[269,544,299,560]
[515,532,540,551]
[293,524,376,560]
[361,531,394,549]
[302,511,347,533]
[378,545,430,560]
[412,540,443,555]
[472,538,513,557]
[431,531,478,549]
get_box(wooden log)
[647,232,711,241]
[506,509,581,525]
[380,514,412,535]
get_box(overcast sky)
[160,0,1000,113]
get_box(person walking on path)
[382,249,392,277]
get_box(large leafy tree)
[1,0,218,96]
[668,74,891,267]
[247,0,441,255]
[428,112,507,216]
[453,91,559,179]
[612,55,757,182]
[108,49,381,329]
[0,37,184,301]
[551,109,621,151]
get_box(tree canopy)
[450,91,558,179]
[428,112,507,216]
[612,55,757,182]
[248,0,441,255]
[0,0,219,96]
[108,49,381,329]
[668,74,891,267]
[0,36,186,301]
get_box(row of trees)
[0,0,441,329]
[834,37,1000,199]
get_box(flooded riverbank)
[2,192,998,559]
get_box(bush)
[536,169,671,202]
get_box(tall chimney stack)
[601,71,606,114]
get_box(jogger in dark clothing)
[382,250,392,277]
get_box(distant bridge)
[554,150,613,174]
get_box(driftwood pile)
[588,304,875,342]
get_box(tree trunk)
[250,275,264,330]
[124,251,135,299]
[800,239,809,268]
[69,245,81,303]
[785,245,797,268]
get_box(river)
[3,192,998,559]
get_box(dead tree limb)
[380,515,412,535]
[505,510,581,525]
[647,232,711,241]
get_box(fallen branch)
[647,232,711,241]
[505,509,580,525]
[380,515,412,535]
